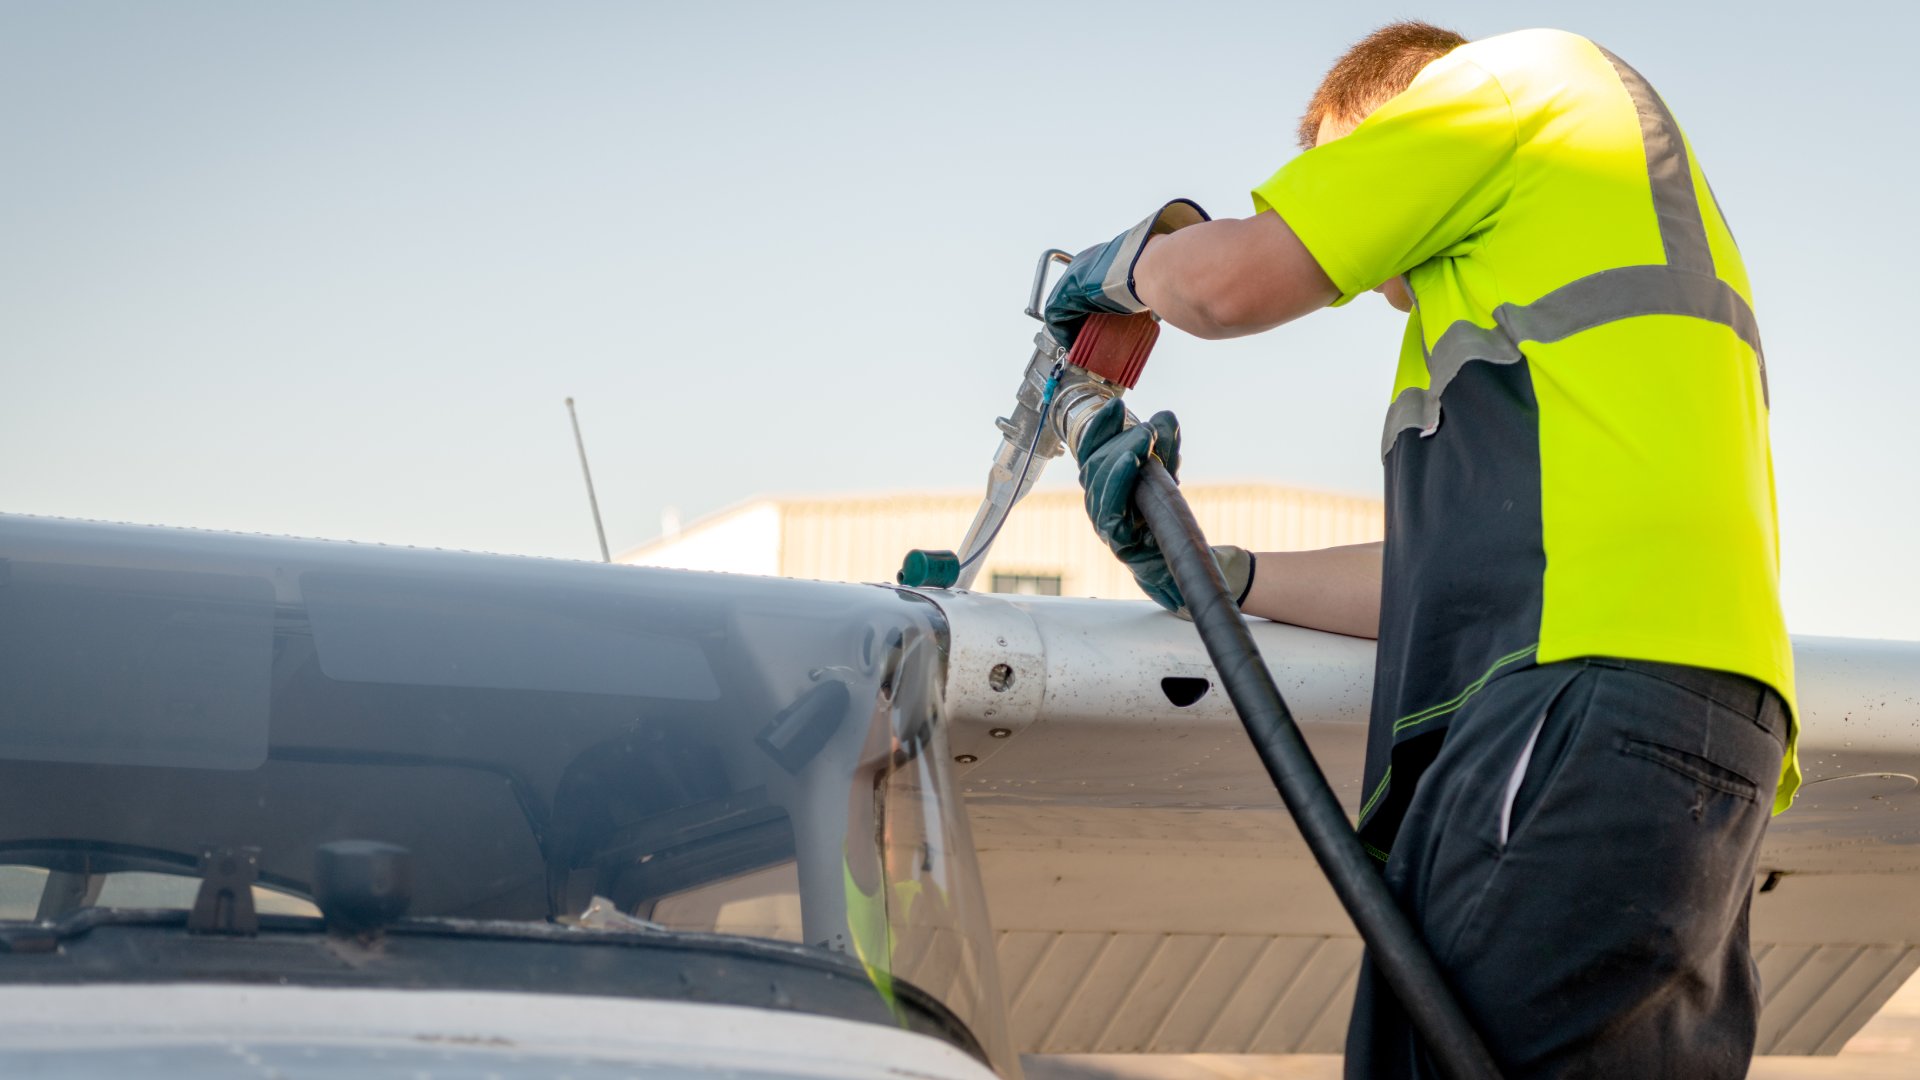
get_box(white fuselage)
[0,984,1001,1080]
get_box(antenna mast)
[564,397,612,562]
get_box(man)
[1044,22,1799,1079]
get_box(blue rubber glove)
[1076,399,1253,614]
[1042,199,1209,351]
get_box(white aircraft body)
[927,590,1920,1059]
[0,511,1912,1077]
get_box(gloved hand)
[1076,398,1253,615]
[1043,199,1210,351]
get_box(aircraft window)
[0,865,319,921]
[0,865,42,920]
[0,519,1017,1074]
[0,560,272,770]
[647,860,803,942]
[302,572,719,700]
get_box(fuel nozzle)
[896,250,1165,592]
[1045,312,1161,458]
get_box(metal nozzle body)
[951,332,1132,590]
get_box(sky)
[2,1,1913,639]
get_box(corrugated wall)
[773,485,1383,598]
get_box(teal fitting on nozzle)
[897,549,961,589]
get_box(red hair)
[1298,21,1468,149]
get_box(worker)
[1045,22,1798,1079]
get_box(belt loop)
[1585,656,1627,670]
[1757,688,1789,742]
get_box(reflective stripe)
[1598,48,1714,275]
[1380,266,1764,456]
[1381,46,1767,459]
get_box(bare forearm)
[1241,541,1382,639]
[1132,211,1339,339]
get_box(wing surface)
[932,593,1920,1057]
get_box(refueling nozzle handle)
[1024,249,1075,322]
[896,256,1161,595]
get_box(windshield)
[0,514,1013,1073]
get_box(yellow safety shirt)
[1251,29,1798,856]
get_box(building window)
[990,573,1062,597]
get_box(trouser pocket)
[1426,662,1779,1076]
[1622,736,1760,803]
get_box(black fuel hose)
[1134,459,1502,1080]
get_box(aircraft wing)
[927,592,1920,1058]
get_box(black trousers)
[1345,657,1788,1079]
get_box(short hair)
[1297,21,1468,149]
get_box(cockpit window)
[0,865,319,921]
[0,560,272,770]
[649,861,803,942]
[0,519,1014,1074]
[302,572,720,700]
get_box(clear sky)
[3,1,1912,639]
